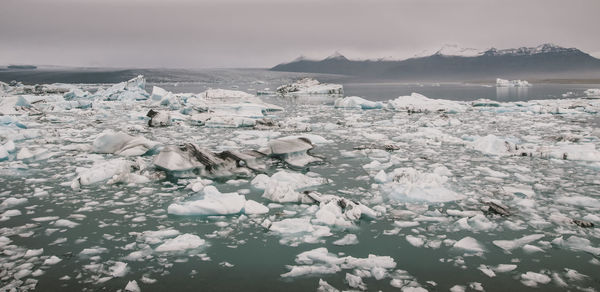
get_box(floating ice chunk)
[496,78,531,87]
[334,96,383,109]
[346,273,366,290]
[493,264,517,273]
[138,229,180,244]
[72,158,146,189]
[155,233,206,252]
[552,236,600,255]
[124,280,141,292]
[520,271,551,287]
[556,195,600,208]
[0,145,8,161]
[277,78,343,96]
[378,168,464,203]
[243,200,269,215]
[109,261,128,277]
[405,235,425,247]
[167,186,246,216]
[387,93,466,113]
[54,219,79,228]
[63,88,92,100]
[333,234,359,246]
[492,234,544,251]
[92,130,159,156]
[153,143,263,177]
[269,218,332,245]
[0,95,41,115]
[450,285,466,292]
[146,109,171,127]
[522,244,544,253]
[317,279,339,292]
[470,135,522,156]
[43,256,62,265]
[259,136,321,167]
[453,237,485,253]
[260,171,328,203]
[585,88,600,98]
[478,265,496,278]
[24,248,43,258]
[0,197,28,209]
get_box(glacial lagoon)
[1,70,599,291]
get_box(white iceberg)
[387,93,466,113]
[92,130,159,156]
[334,96,383,109]
[496,78,531,87]
[277,78,343,96]
[375,167,464,203]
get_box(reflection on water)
[496,86,530,100]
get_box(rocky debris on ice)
[167,185,269,216]
[496,78,531,87]
[374,167,464,203]
[387,93,466,113]
[92,130,159,156]
[71,158,149,190]
[153,143,266,178]
[483,201,510,216]
[95,75,149,101]
[277,78,343,96]
[334,96,383,109]
[146,109,172,127]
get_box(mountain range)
[271,44,600,81]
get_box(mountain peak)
[414,44,483,58]
[324,51,348,61]
[483,43,579,56]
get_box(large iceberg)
[94,75,149,101]
[496,78,531,87]
[334,96,383,109]
[167,185,269,216]
[92,130,159,156]
[387,93,466,113]
[277,78,343,96]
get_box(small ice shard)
[276,78,343,96]
[496,78,531,87]
[453,237,486,253]
[387,92,466,113]
[492,264,517,273]
[92,130,159,156]
[155,233,206,252]
[124,280,141,292]
[492,234,544,251]
[405,235,425,247]
[334,96,383,109]
[146,109,172,127]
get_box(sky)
[1,0,600,68]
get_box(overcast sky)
[1,0,599,68]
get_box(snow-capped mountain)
[414,44,484,58]
[271,44,600,80]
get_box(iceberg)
[334,96,383,109]
[496,78,531,87]
[94,75,149,101]
[153,143,266,177]
[387,93,466,113]
[146,109,172,127]
[584,88,600,98]
[0,96,42,115]
[92,130,159,156]
[258,136,321,167]
[277,78,343,96]
[167,185,269,216]
[375,167,464,203]
[71,158,148,189]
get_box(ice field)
[1,74,600,291]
